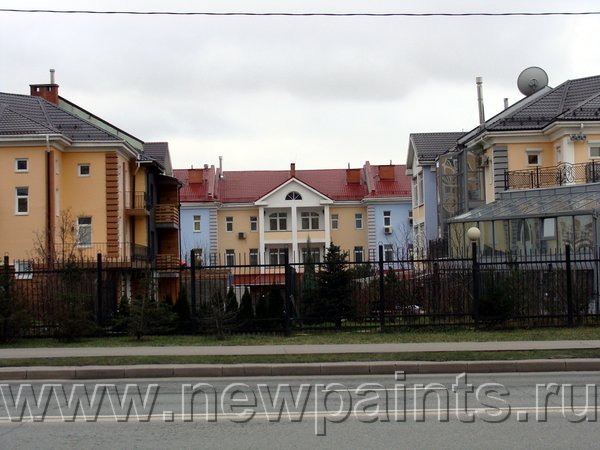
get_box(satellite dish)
[517,67,549,96]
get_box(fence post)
[190,250,197,318]
[472,241,480,327]
[96,253,103,326]
[566,244,574,326]
[284,250,292,336]
[2,256,9,291]
[378,245,385,332]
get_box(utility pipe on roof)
[476,77,485,125]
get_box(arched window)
[285,191,302,200]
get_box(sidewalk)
[2,340,600,359]
[1,340,600,380]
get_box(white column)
[258,206,265,267]
[324,204,331,248]
[291,205,298,263]
[563,136,575,164]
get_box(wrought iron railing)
[504,161,600,190]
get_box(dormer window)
[285,191,302,200]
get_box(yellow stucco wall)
[60,152,107,244]
[217,209,260,255]
[507,142,555,171]
[329,206,368,254]
[0,146,48,259]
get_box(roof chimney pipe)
[290,162,296,178]
[30,68,59,104]
[219,156,223,179]
[504,97,509,110]
[50,68,55,84]
[476,76,485,125]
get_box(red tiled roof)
[175,164,411,203]
[174,168,213,202]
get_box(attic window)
[285,191,302,200]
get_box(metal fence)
[2,244,600,338]
[504,161,600,190]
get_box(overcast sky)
[2,0,600,171]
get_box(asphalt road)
[1,372,600,449]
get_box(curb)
[1,359,600,380]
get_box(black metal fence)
[2,244,600,338]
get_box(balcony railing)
[504,161,600,190]
[155,204,179,226]
[51,242,150,262]
[125,192,150,215]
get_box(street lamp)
[467,226,481,242]
[467,226,480,326]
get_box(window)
[417,173,424,205]
[78,164,90,176]
[269,248,288,265]
[285,191,302,200]
[249,248,259,266]
[14,260,33,280]
[193,215,202,232]
[383,211,391,227]
[590,142,600,158]
[301,211,319,230]
[15,187,28,214]
[225,249,235,266]
[526,150,541,166]
[542,218,556,239]
[355,213,363,229]
[55,189,60,217]
[77,217,92,247]
[269,212,287,231]
[301,247,320,263]
[15,159,28,172]
[225,216,233,232]
[331,214,339,230]
[353,246,364,263]
[384,244,394,262]
[250,216,258,232]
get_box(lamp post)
[467,226,481,327]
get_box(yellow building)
[176,162,412,266]
[0,76,180,295]
[442,72,600,255]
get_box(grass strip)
[3,349,600,367]
[5,327,600,348]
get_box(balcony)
[125,191,149,216]
[155,204,179,228]
[504,161,600,190]
[51,242,150,264]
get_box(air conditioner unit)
[384,226,392,235]
[478,155,490,168]
[238,232,246,240]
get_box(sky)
[2,1,600,171]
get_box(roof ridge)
[0,102,60,134]
[37,96,129,144]
[558,88,600,119]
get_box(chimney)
[378,165,395,180]
[30,69,59,104]
[476,76,485,125]
[218,156,224,179]
[290,163,296,178]
[504,98,509,110]
[188,169,204,184]
[346,167,361,184]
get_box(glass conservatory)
[447,189,600,257]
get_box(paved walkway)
[2,340,600,359]
[1,341,600,379]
